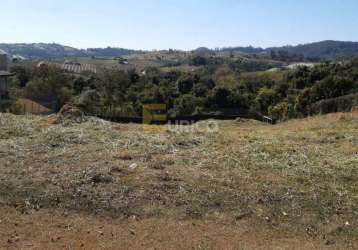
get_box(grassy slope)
[0,112,357,248]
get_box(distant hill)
[2,41,358,60]
[220,41,358,61]
[268,40,358,60]
[0,43,85,59]
[193,47,212,54]
[86,47,140,58]
[0,43,138,59]
[220,46,264,54]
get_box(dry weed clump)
[52,104,87,125]
[0,113,43,139]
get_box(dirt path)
[0,207,353,250]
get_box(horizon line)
[1,39,358,52]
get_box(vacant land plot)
[0,112,357,249]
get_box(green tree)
[24,66,74,110]
[269,102,289,121]
[255,87,278,114]
[173,94,202,116]
[190,55,208,66]
[209,87,232,108]
[177,75,195,94]
[10,65,31,87]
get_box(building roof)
[0,49,7,55]
[0,71,13,77]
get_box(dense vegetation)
[8,57,358,122]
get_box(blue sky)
[1,0,358,50]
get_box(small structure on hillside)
[12,55,26,63]
[37,61,48,68]
[0,50,13,111]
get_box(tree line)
[7,58,358,121]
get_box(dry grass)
[0,111,357,248]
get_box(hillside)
[0,112,357,249]
[269,40,358,60]
[0,43,138,59]
[2,40,358,60]
[213,41,358,61]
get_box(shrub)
[173,94,202,116]
[269,102,289,121]
[311,93,358,114]
[255,87,278,114]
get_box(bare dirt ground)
[0,112,357,249]
[0,207,347,250]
